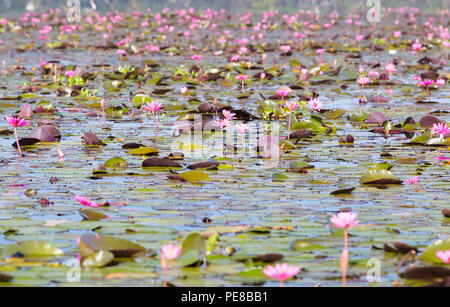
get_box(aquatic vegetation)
[0,4,448,288]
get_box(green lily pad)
[180,171,211,182]
[360,169,402,185]
[3,241,64,257]
[82,250,115,268]
[104,157,127,168]
[421,239,450,264]
[78,233,146,258]
[128,147,159,156]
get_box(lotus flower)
[404,176,420,184]
[5,116,29,157]
[431,123,450,138]
[161,243,182,260]
[263,263,300,286]
[436,250,450,264]
[75,195,100,208]
[143,102,163,130]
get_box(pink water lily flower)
[404,176,420,184]
[236,123,249,135]
[263,263,300,285]
[75,195,100,208]
[236,74,249,93]
[5,116,28,128]
[143,101,162,113]
[431,123,450,138]
[65,70,76,78]
[143,102,163,130]
[161,243,182,260]
[315,48,325,54]
[330,212,359,229]
[5,116,29,157]
[222,110,236,121]
[191,54,202,61]
[385,63,397,74]
[285,101,299,111]
[214,118,230,129]
[276,87,292,99]
[356,76,370,85]
[308,98,322,112]
[436,250,450,264]
[435,78,446,86]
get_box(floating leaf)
[182,233,206,254]
[272,173,289,182]
[180,171,211,182]
[3,241,64,257]
[128,147,159,156]
[360,169,402,185]
[289,161,314,172]
[400,267,450,280]
[421,239,450,264]
[79,209,108,221]
[82,250,114,268]
[104,157,127,168]
[78,233,145,258]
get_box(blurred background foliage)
[0,0,447,15]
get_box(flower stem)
[287,111,292,140]
[152,111,161,130]
[14,127,22,157]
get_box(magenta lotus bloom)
[65,70,76,78]
[75,195,100,208]
[419,79,435,101]
[222,110,236,121]
[435,78,446,86]
[214,118,230,130]
[280,45,291,53]
[276,87,292,100]
[356,76,370,102]
[214,118,230,154]
[356,76,370,85]
[431,123,450,138]
[308,98,322,112]
[236,123,249,135]
[412,40,422,51]
[143,101,162,113]
[236,74,249,93]
[330,212,359,229]
[117,49,126,56]
[143,102,163,130]
[5,116,28,128]
[331,211,359,287]
[285,101,299,112]
[404,176,420,184]
[236,74,249,81]
[315,48,325,55]
[436,250,450,264]
[263,263,300,285]
[161,243,182,260]
[5,116,29,158]
[385,63,397,74]
[191,54,202,61]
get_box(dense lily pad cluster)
[0,6,449,287]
